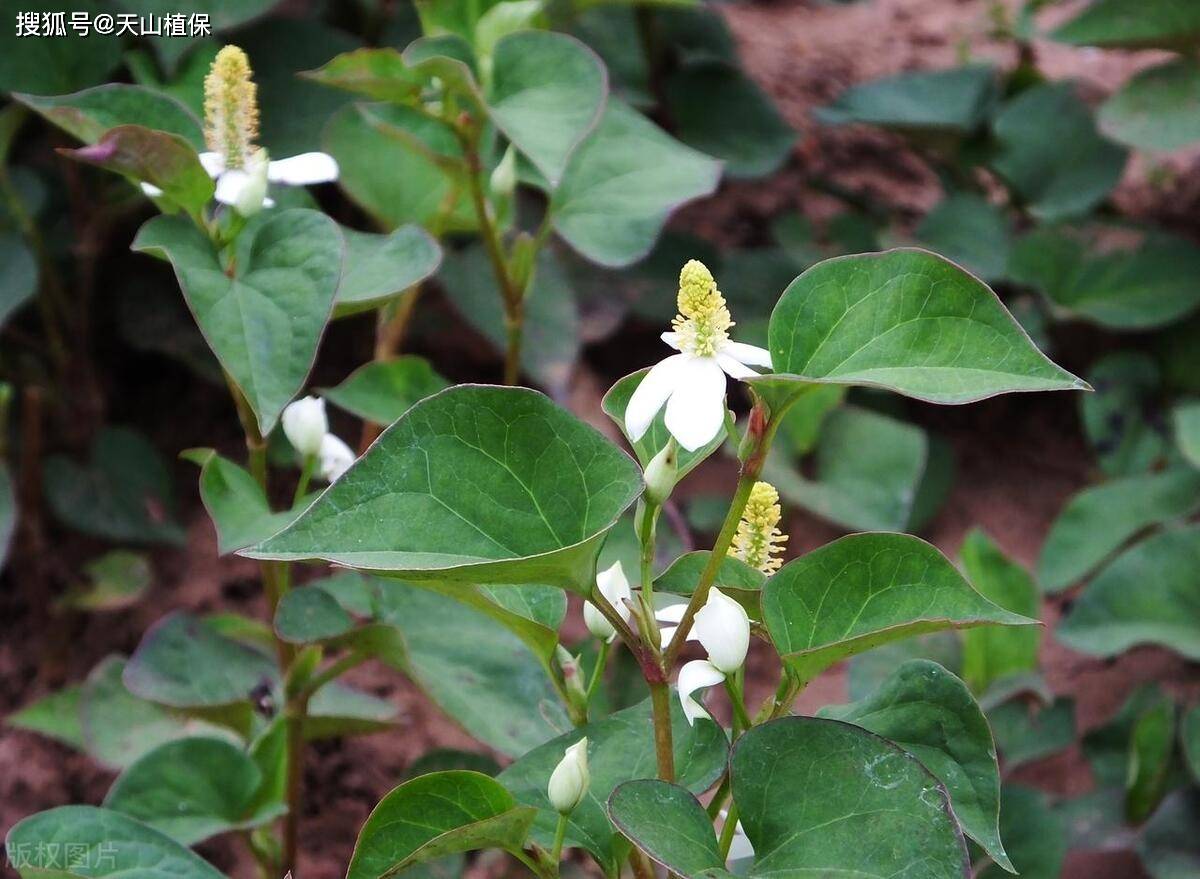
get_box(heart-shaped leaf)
[488,31,606,186]
[607,780,721,876]
[348,771,535,879]
[762,532,1037,684]
[1037,470,1200,593]
[550,98,721,267]
[17,84,204,148]
[275,585,355,644]
[498,697,728,874]
[1052,0,1200,50]
[754,249,1086,407]
[5,806,225,879]
[104,736,281,845]
[8,685,85,751]
[730,717,969,878]
[304,47,427,103]
[816,65,997,136]
[1100,59,1200,152]
[132,209,342,434]
[335,225,443,317]
[820,660,1012,871]
[1057,525,1200,660]
[246,385,643,594]
[323,356,449,428]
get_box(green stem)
[648,679,676,781]
[282,694,307,879]
[503,303,524,386]
[725,671,752,735]
[297,651,368,702]
[583,639,611,714]
[637,501,662,651]
[706,775,731,820]
[550,813,569,868]
[293,454,316,506]
[717,803,740,861]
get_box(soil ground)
[3,2,1199,878]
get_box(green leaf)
[64,125,214,217]
[306,681,398,739]
[44,427,185,546]
[60,551,153,612]
[987,698,1076,769]
[550,98,721,267]
[7,685,85,751]
[16,84,204,148]
[1137,790,1200,879]
[124,612,279,709]
[132,209,342,433]
[104,736,281,845]
[5,806,225,879]
[1080,351,1168,473]
[1183,704,1200,783]
[348,771,535,879]
[607,780,721,876]
[664,61,795,179]
[1126,697,1176,824]
[762,532,1037,684]
[0,231,37,329]
[846,631,962,701]
[977,786,1066,879]
[602,368,724,479]
[989,83,1127,222]
[374,582,563,756]
[1100,60,1200,152]
[1052,0,1200,50]
[0,0,121,95]
[406,749,501,779]
[1057,525,1200,660]
[1037,470,1200,593]
[816,65,997,136]
[274,585,355,644]
[185,449,311,555]
[245,385,643,595]
[439,246,581,394]
[488,31,606,186]
[915,194,1011,282]
[498,697,728,874]
[730,716,969,878]
[756,249,1086,407]
[304,47,426,103]
[821,660,1010,870]
[336,225,442,316]
[959,529,1039,694]
[1084,685,1168,787]
[1173,401,1200,468]
[654,551,765,615]
[323,357,449,426]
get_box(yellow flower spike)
[204,45,259,169]
[672,260,733,358]
[729,481,788,574]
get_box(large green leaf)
[488,31,606,186]
[322,357,449,426]
[550,99,721,267]
[348,771,534,879]
[1037,470,1200,593]
[0,231,37,329]
[958,529,1040,694]
[306,681,398,740]
[1100,60,1200,152]
[1057,525,1200,660]
[303,47,426,103]
[607,780,721,876]
[132,209,342,434]
[1137,790,1200,879]
[0,0,122,95]
[816,65,997,136]
[755,249,1085,407]
[104,736,281,845]
[336,225,442,316]
[5,806,225,879]
[915,194,1011,282]
[821,660,1010,870]
[990,83,1127,222]
[762,532,1036,684]
[44,427,185,546]
[246,385,643,594]
[498,697,728,874]
[274,585,355,644]
[16,84,204,148]
[124,612,279,708]
[730,717,969,878]
[1052,0,1200,50]
[847,631,962,701]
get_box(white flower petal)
[625,353,689,442]
[664,357,727,452]
[677,659,725,726]
[693,588,750,673]
[140,182,163,198]
[318,433,355,483]
[198,151,225,178]
[267,152,339,185]
[596,561,633,615]
[655,603,687,624]
[723,341,772,369]
[715,351,757,380]
[583,602,617,642]
[661,331,682,351]
[658,625,678,645]
[213,169,250,206]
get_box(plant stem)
[648,679,676,781]
[503,304,524,386]
[725,671,752,734]
[282,692,308,879]
[550,813,569,867]
[706,775,731,819]
[583,639,610,715]
[717,803,740,861]
[293,454,315,506]
[637,501,661,650]
[297,651,368,702]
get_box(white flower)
[281,396,327,458]
[583,561,632,642]
[625,260,771,452]
[692,588,750,674]
[318,433,355,483]
[547,738,589,814]
[655,601,687,648]
[140,150,338,214]
[677,658,725,726]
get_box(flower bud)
[556,644,588,709]
[692,588,749,674]
[318,433,355,483]
[282,396,327,458]
[642,438,679,506]
[489,145,517,201]
[583,561,632,643]
[547,738,589,814]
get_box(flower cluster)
[729,481,788,574]
[281,396,355,483]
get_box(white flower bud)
[318,433,355,483]
[489,145,517,201]
[691,588,749,674]
[547,738,589,814]
[583,561,632,643]
[642,439,679,506]
[281,396,327,458]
